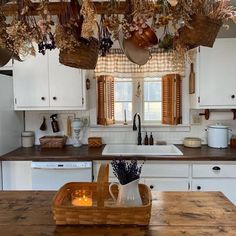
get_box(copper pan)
[130,26,158,48]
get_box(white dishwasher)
[31,161,92,190]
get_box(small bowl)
[183,137,202,148]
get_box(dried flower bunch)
[80,0,96,39]
[111,159,144,185]
[37,0,56,55]
[0,12,8,48]
[6,0,41,57]
[55,0,83,52]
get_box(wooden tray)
[52,164,152,225]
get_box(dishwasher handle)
[31,161,92,170]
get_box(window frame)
[114,76,163,125]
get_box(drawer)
[192,164,236,178]
[94,162,189,179]
[141,164,189,177]
[144,178,189,191]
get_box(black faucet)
[133,113,142,145]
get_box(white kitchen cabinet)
[192,164,236,205]
[2,161,32,190]
[93,161,190,192]
[13,48,87,110]
[190,38,236,109]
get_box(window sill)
[90,124,191,132]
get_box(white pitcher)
[109,179,142,206]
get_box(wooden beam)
[1,1,127,16]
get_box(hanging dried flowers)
[0,12,8,48]
[36,0,56,55]
[80,0,96,39]
[54,0,83,52]
[6,0,41,58]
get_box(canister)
[207,124,230,148]
[21,131,35,148]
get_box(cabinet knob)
[149,185,154,189]
[41,97,45,101]
[197,186,201,190]
[231,95,235,99]
[212,166,221,171]
[53,97,57,100]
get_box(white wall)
[25,68,236,146]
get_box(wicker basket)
[52,164,152,225]
[176,14,222,49]
[39,136,67,148]
[59,37,99,70]
[88,137,102,148]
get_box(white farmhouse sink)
[102,144,183,156]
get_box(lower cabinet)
[94,161,236,205]
[94,161,190,192]
[2,161,32,190]
[192,164,236,205]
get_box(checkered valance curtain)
[95,49,185,78]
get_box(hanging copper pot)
[130,26,158,48]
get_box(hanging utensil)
[40,116,47,131]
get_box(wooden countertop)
[1,145,236,161]
[0,191,236,235]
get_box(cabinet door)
[48,49,85,109]
[144,178,189,192]
[192,164,236,178]
[2,161,32,190]
[13,53,49,108]
[199,38,236,107]
[192,179,236,205]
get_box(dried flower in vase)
[111,159,144,185]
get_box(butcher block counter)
[0,191,236,236]
[1,144,236,161]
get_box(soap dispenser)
[149,132,154,145]
[50,114,60,133]
[144,132,149,145]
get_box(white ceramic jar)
[21,131,35,148]
[207,124,230,148]
[71,118,83,147]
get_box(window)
[114,77,162,123]
[97,74,181,125]
[143,77,162,122]
[114,78,132,122]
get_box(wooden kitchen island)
[0,191,236,236]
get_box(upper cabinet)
[190,38,236,109]
[13,48,87,110]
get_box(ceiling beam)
[1,1,127,16]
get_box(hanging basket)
[59,37,99,70]
[176,15,222,49]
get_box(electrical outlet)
[192,114,202,124]
[81,116,90,127]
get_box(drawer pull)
[197,186,201,190]
[149,185,154,189]
[212,166,221,171]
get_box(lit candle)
[124,109,128,125]
[72,190,93,206]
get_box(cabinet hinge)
[14,98,17,104]
[188,182,190,191]
[82,98,84,105]
[198,96,200,103]
[198,47,200,53]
